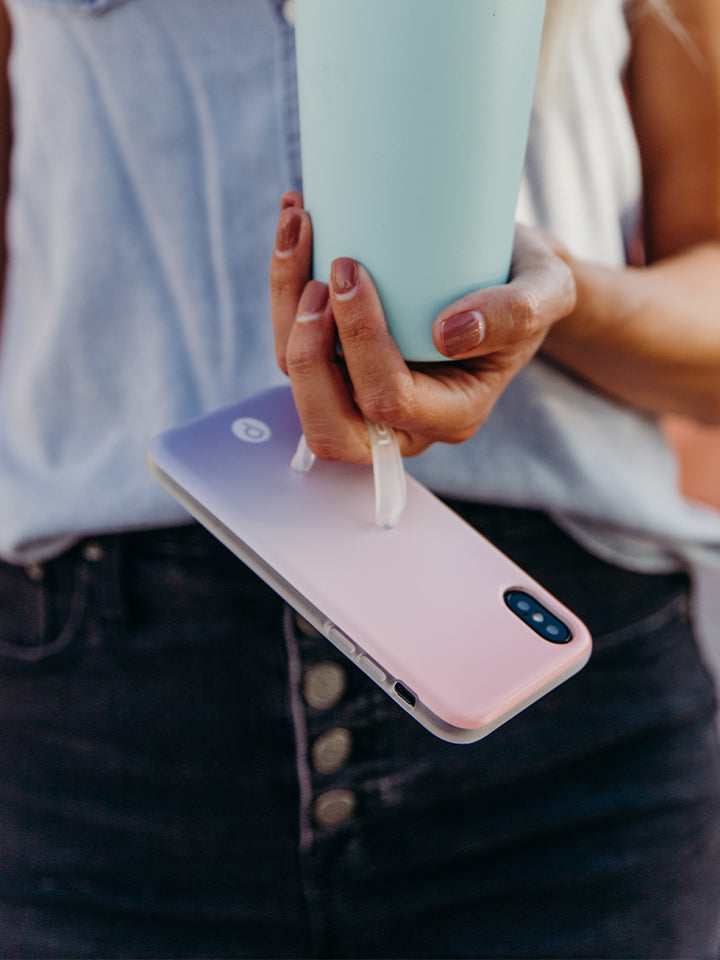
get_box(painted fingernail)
[439,310,485,357]
[280,190,302,210]
[297,280,329,321]
[331,258,359,299]
[275,209,302,257]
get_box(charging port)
[394,682,416,708]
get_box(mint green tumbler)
[294,0,547,361]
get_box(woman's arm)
[542,0,720,421]
[269,0,720,464]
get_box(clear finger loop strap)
[364,419,407,529]
[291,423,407,529]
[290,433,317,476]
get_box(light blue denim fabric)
[0,0,294,561]
[1,0,720,571]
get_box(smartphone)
[147,386,591,744]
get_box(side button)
[326,625,355,657]
[356,654,386,685]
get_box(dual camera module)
[504,590,572,644]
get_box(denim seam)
[595,591,689,646]
[0,561,90,663]
[283,605,327,958]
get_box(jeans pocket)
[0,554,89,670]
[592,591,692,656]
[12,0,135,15]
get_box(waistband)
[6,505,690,644]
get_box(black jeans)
[0,505,718,959]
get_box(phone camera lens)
[504,590,571,644]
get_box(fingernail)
[297,280,329,321]
[439,311,485,357]
[331,258,359,299]
[280,191,301,210]
[275,209,302,257]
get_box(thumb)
[432,226,577,360]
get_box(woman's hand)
[269,192,576,464]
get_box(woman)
[0,0,718,957]
[270,0,720,955]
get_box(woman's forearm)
[543,241,720,421]
[546,0,720,423]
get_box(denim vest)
[1,0,719,570]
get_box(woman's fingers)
[328,258,417,427]
[280,190,303,210]
[287,258,437,461]
[432,224,577,359]
[285,279,372,463]
[327,258,500,448]
[279,217,578,464]
[269,192,313,374]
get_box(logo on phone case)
[231,417,272,444]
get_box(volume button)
[326,624,355,656]
[356,655,386,685]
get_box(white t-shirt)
[1,0,719,571]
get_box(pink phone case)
[147,386,592,744]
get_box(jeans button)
[314,789,356,828]
[24,563,45,582]
[294,611,322,638]
[312,728,353,775]
[82,541,105,563]
[303,662,347,711]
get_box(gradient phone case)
[147,386,592,744]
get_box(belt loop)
[80,534,127,623]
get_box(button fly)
[82,542,105,563]
[24,563,45,582]
[314,789,356,828]
[312,728,352,775]
[294,612,322,638]
[303,662,347,711]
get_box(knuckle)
[305,434,345,463]
[285,342,318,381]
[305,428,369,465]
[438,411,486,446]
[506,287,542,340]
[360,383,413,426]
[340,309,377,352]
[269,268,298,299]
[557,259,578,315]
[447,421,482,445]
